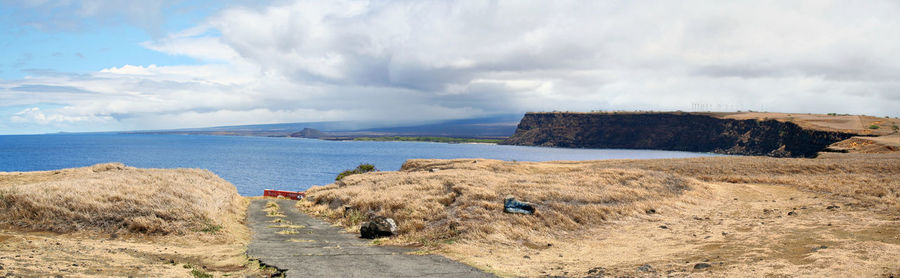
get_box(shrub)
[335,163,378,181]
[892,125,898,131]
[190,269,212,278]
[869,124,880,129]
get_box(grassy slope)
[299,156,900,277]
[0,163,261,277]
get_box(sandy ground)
[440,179,899,277]
[0,230,253,277]
[828,135,900,153]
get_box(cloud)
[11,84,94,93]
[10,107,113,125]
[3,0,900,134]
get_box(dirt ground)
[0,230,256,277]
[301,156,900,277]
[440,178,898,277]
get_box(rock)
[360,216,398,239]
[826,205,840,210]
[787,211,798,216]
[586,267,606,277]
[503,197,536,215]
[659,225,669,229]
[694,263,712,269]
[811,245,828,252]
[637,264,653,272]
[645,209,656,214]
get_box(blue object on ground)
[504,197,535,214]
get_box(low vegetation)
[335,163,377,181]
[299,156,900,277]
[353,136,504,144]
[307,159,708,244]
[0,163,245,235]
[0,163,260,277]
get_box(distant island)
[351,136,503,144]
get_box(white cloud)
[3,0,900,134]
[10,107,113,125]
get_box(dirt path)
[247,199,493,278]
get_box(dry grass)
[595,154,900,209]
[298,156,900,277]
[0,163,260,277]
[302,159,710,246]
[0,163,246,236]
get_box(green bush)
[869,124,880,129]
[335,163,378,181]
[191,269,212,278]
[892,125,898,131]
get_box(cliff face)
[502,113,856,157]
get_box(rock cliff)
[501,112,857,157]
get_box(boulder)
[504,197,536,214]
[360,216,398,239]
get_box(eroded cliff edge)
[501,112,857,157]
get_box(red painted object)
[263,189,305,200]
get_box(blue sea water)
[0,133,719,195]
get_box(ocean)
[0,133,719,195]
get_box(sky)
[1,0,900,134]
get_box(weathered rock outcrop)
[501,112,856,157]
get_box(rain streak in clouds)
[2,0,900,134]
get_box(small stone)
[788,211,798,216]
[811,245,828,252]
[645,209,656,214]
[694,263,712,269]
[721,232,728,236]
[826,205,840,210]
[587,267,606,275]
[659,225,669,229]
[72,264,78,267]
[523,255,530,259]
[637,264,653,272]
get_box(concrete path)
[247,199,494,278]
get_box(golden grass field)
[0,163,268,277]
[300,155,900,277]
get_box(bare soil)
[300,156,900,277]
